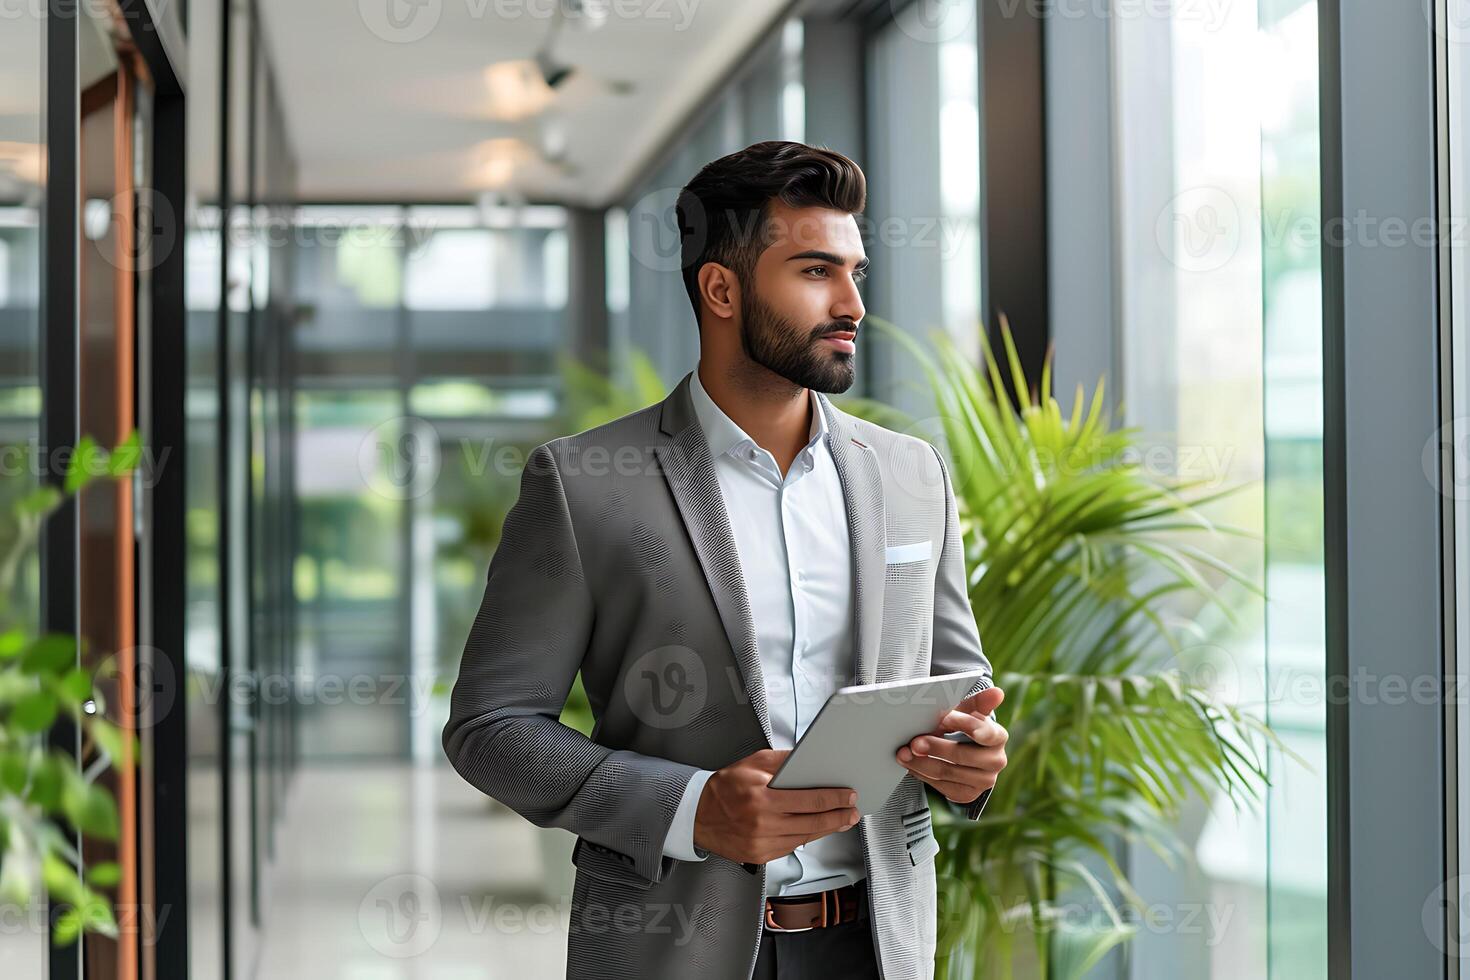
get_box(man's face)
[739,202,867,394]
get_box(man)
[442,140,1008,980]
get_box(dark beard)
[739,285,857,394]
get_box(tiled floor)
[253,763,572,979]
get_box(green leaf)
[0,750,27,794]
[41,852,85,905]
[53,906,83,945]
[0,628,26,660]
[25,754,65,809]
[12,689,59,732]
[61,779,120,841]
[55,667,92,705]
[86,861,121,888]
[64,435,99,495]
[88,718,132,766]
[15,484,63,518]
[21,634,76,675]
[107,430,143,477]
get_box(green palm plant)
[849,317,1294,979]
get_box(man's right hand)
[692,749,860,865]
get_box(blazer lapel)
[819,392,888,687]
[654,372,774,746]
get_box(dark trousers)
[752,882,881,979]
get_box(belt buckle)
[764,889,838,933]
[764,902,816,933]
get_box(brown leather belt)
[763,879,867,933]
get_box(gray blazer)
[442,370,993,979]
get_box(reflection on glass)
[293,389,406,758]
[1259,3,1327,974]
[1115,0,1325,975]
[1446,0,1470,958]
[0,6,44,976]
[864,2,982,416]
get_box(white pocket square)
[884,540,932,564]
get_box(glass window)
[864,3,983,417]
[1447,1,1470,959]
[1113,1,1325,975]
[0,4,44,975]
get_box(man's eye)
[853,269,868,282]
[805,266,829,278]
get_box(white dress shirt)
[660,367,865,897]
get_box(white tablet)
[767,668,993,815]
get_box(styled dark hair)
[675,140,866,323]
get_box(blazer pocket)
[902,805,940,866]
[885,539,932,565]
[572,836,655,890]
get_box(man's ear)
[697,263,739,321]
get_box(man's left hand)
[895,686,1007,804]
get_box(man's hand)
[896,686,1008,804]
[693,749,860,865]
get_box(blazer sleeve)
[441,441,702,886]
[928,443,996,820]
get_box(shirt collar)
[688,367,829,461]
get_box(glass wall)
[1448,1,1470,966]
[184,0,225,971]
[289,204,567,763]
[0,3,45,973]
[1113,1,1325,976]
[864,1,982,420]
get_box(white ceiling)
[254,0,794,206]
